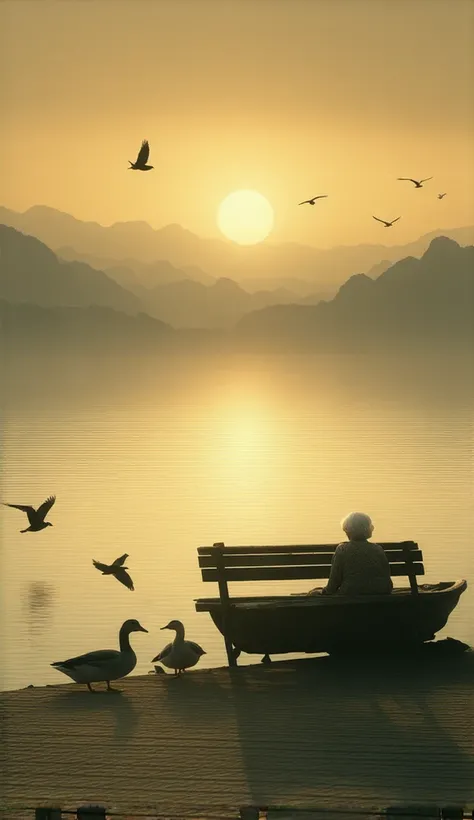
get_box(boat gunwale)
[195,579,467,612]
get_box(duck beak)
[138,625,148,633]
[160,625,170,630]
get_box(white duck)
[152,619,206,676]
[51,619,148,692]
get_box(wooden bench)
[195,541,424,666]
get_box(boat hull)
[204,581,467,655]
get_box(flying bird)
[298,195,328,206]
[397,177,433,188]
[438,193,447,199]
[128,140,154,171]
[372,216,401,228]
[92,553,135,590]
[3,495,56,532]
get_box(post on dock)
[239,807,261,820]
[76,806,106,819]
[213,542,238,667]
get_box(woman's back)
[326,539,393,595]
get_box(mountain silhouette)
[56,246,216,290]
[0,299,173,354]
[1,205,473,296]
[0,224,299,329]
[143,276,297,328]
[1,229,472,354]
[0,224,141,314]
[235,237,474,352]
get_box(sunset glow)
[217,190,274,245]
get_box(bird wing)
[372,216,386,224]
[391,217,401,224]
[114,568,134,590]
[397,178,417,184]
[92,559,110,573]
[36,495,56,520]
[152,642,173,663]
[112,553,129,567]
[136,140,150,165]
[314,195,328,200]
[3,503,36,524]
[298,200,311,205]
[420,177,433,183]
[188,641,206,656]
[52,649,120,669]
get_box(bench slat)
[198,541,418,556]
[201,563,424,583]
[198,549,422,569]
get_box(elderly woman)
[311,512,393,596]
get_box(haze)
[1,0,474,247]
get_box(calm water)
[1,352,473,691]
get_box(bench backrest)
[198,541,423,597]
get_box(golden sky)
[1,0,473,248]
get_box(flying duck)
[51,619,148,692]
[3,495,56,532]
[152,620,206,676]
[92,553,134,591]
[438,193,447,199]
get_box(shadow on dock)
[161,641,474,807]
[46,688,140,741]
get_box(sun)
[217,190,274,245]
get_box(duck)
[51,619,148,692]
[3,495,56,532]
[152,620,206,676]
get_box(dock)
[2,648,474,819]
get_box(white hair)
[341,512,374,541]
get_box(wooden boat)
[199,581,467,656]
[195,542,468,664]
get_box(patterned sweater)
[322,539,393,595]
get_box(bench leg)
[261,654,272,665]
[224,636,239,667]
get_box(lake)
[1,351,473,691]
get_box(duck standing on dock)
[51,619,148,692]
[152,620,206,676]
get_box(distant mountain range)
[235,236,474,352]
[1,204,473,297]
[0,298,174,354]
[0,223,141,315]
[56,245,216,290]
[1,230,472,354]
[0,224,299,328]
